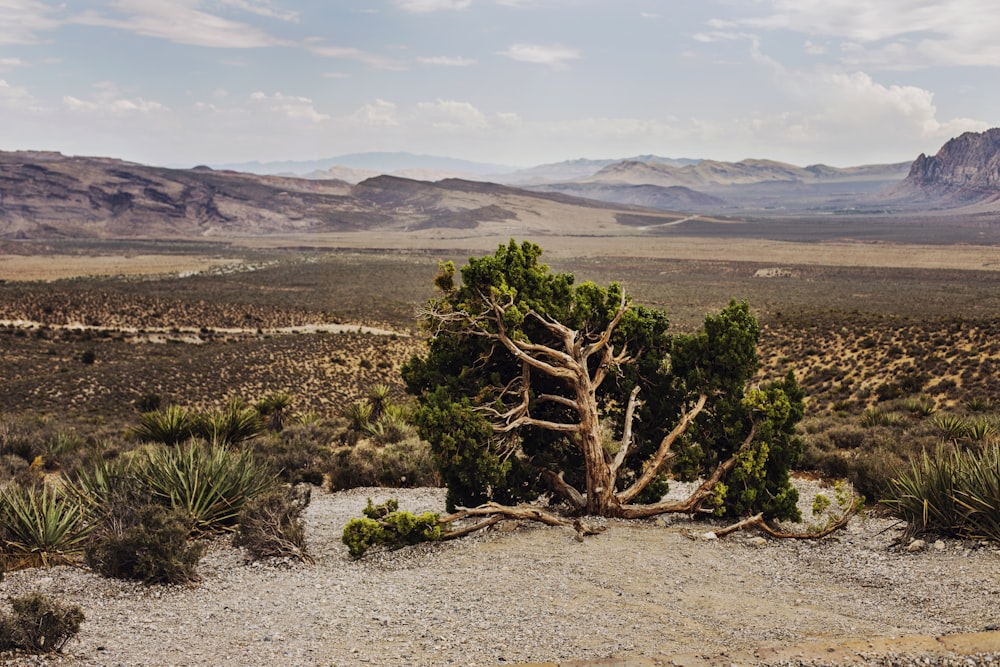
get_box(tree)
[401,240,807,523]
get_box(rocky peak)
[904,128,1000,191]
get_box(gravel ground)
[2,482,999,667]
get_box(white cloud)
[217,0,299,22]
[0,57,28,70]
[395,0,471,12]
[62,81,167,115]
[306,43,406,70]
[249,91,330,122]
[803,40,827,55]
[497,43,581,69]
[0,0,62,45]
[418,56,477,67]
[74,0,283,49]
[0,79,42,110]
[351,99,399,127]
[731,0,1000,69]
[416,99,490,129]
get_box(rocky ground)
[2,482,1000,667]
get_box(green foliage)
[403,240,804,520]
[255,391,294,432]
[0,593,84,653]
[134,405,197,447]
[233,486,313,563]
[0,483,90,570]
[342,498,442,558]
[197,398,264,447]
[884,444,1000,541]
[85,502,205,585]
[137,441,277,533]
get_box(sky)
[1,0,997,169]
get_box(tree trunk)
[576,378,618,516]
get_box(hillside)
[0,151,688,240]
[886,128,1000,208]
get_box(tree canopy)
[401,240,805,521]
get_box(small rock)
[702,532,718,540]
[907,539,927,552]
[933,539,946,551]
[747,536,768,547]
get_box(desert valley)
[1,128,1000,666]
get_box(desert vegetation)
[2,239,1000,657]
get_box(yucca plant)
[197,398,264,447]
[0,483,90,570]
[965,417,996,443]
[63,457,137,518]
[933,413,970,442]
[345,400,374,433]
[883,446,973,539]
[255,391,294,432]
[137,442,277,534]
[134,405,197,447]
[954,444,1000,541]
[860,408,900,428]
[903,396,937,417]
[965,396,993,413]
[367,384,392,420]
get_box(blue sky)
[1,0,996,168]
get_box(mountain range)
[2,129,999,242]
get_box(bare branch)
[710,505,858,540]
[608,385,643,480]
[541,469,587,511]
[618,420,758,519]
[616,393,708,505]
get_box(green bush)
[196,398,264,447]
[342,498,442,558]
[884,444,1000,541]
[0,593,84,653]
[138,441,277,533]
[0,483,90,570]
[233,486,313,563]
[85,502,205,585]
[252,422,332,486]
[134,405,197,447]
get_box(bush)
[326,437,439,491]
[85,501,204,585]
[134,405,197,447]
[342,498,442,559]
[0,483,90,570]
[196,398,264,447]
[884,444,1000,541]
[233,486,313,563]
[138,441,277,533]
[252,422,332,486]
[0,593,84,653]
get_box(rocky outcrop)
[893,128,1000,205]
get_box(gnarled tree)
[398,240,806,526]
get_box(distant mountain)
[588,158,910,188]
[887,128,1000,207]
[0,151,687,240]
[497,155,700,185]
[213,152,516,178]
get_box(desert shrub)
[0,454,28,481]
[233,486,313,563]
[0,483,90,570]
[965,396,993,413]
[255,391,294,432]
[844,448,905,503]
[134,405,197,447]
[903,396,937,417]
[0,593,84,653]
[884,444,1000,541]
[252,422,332,486]
[342,498,442,559]
[933,414,971,442]
[326,437,439,491]
[196,398,264,447]
[85,501,204,585]
[138,441,277,533]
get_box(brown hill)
[0,151,688,240]
[888,128,1000,207]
